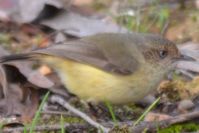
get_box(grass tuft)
[29,91,50,133]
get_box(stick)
[2,123,90,133]
[128,111,199,132]
[50,95,110,133]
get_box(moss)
[158,123,199,133]
[63,116,84,124]
[0,33,11,44]
[111,125,129,133]
[37,114,85,127]
[92,0,111,11]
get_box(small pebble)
[137,95,156,106]
[178,99,195,111]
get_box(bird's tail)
[0,53,39,63]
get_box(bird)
[0,32,181,104]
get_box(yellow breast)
[43,56,163,104]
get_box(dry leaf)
[0,83,39,124]
[0,46,54,89]
[41,11,127,37]
[0,0,73,23]
[0,45,69,124]
[144,112,172,122]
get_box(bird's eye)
[159,50,168,59]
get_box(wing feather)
[34,33,139,75]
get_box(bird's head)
[139,34,181,68]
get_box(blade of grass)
[0,124,3,133]
[60,115,65,133]
[23,125,27,133]
[133,97,160,126]
[105,101,117,125]
[29,91,50,133]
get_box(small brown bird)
[0,33,180,104]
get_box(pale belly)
[44,57,166,104]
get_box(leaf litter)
[0,33,69,127]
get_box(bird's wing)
[34,34,139,75]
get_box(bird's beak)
[174,54,195,61]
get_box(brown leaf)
[0,83,39,124]
[0,46,54,89]
[27,70,54,88]
[144,112,172,122]
[41,11,127,37]
[0,45,68,125]
[0,45,69,97]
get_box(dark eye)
[159,50,168,59]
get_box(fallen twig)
[50,95,110,133]
[2,123,91,133]
[41,110,77,117]
[127,111,199,132]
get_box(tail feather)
[0,53,36,63]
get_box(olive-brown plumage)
[0,33,180,104]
